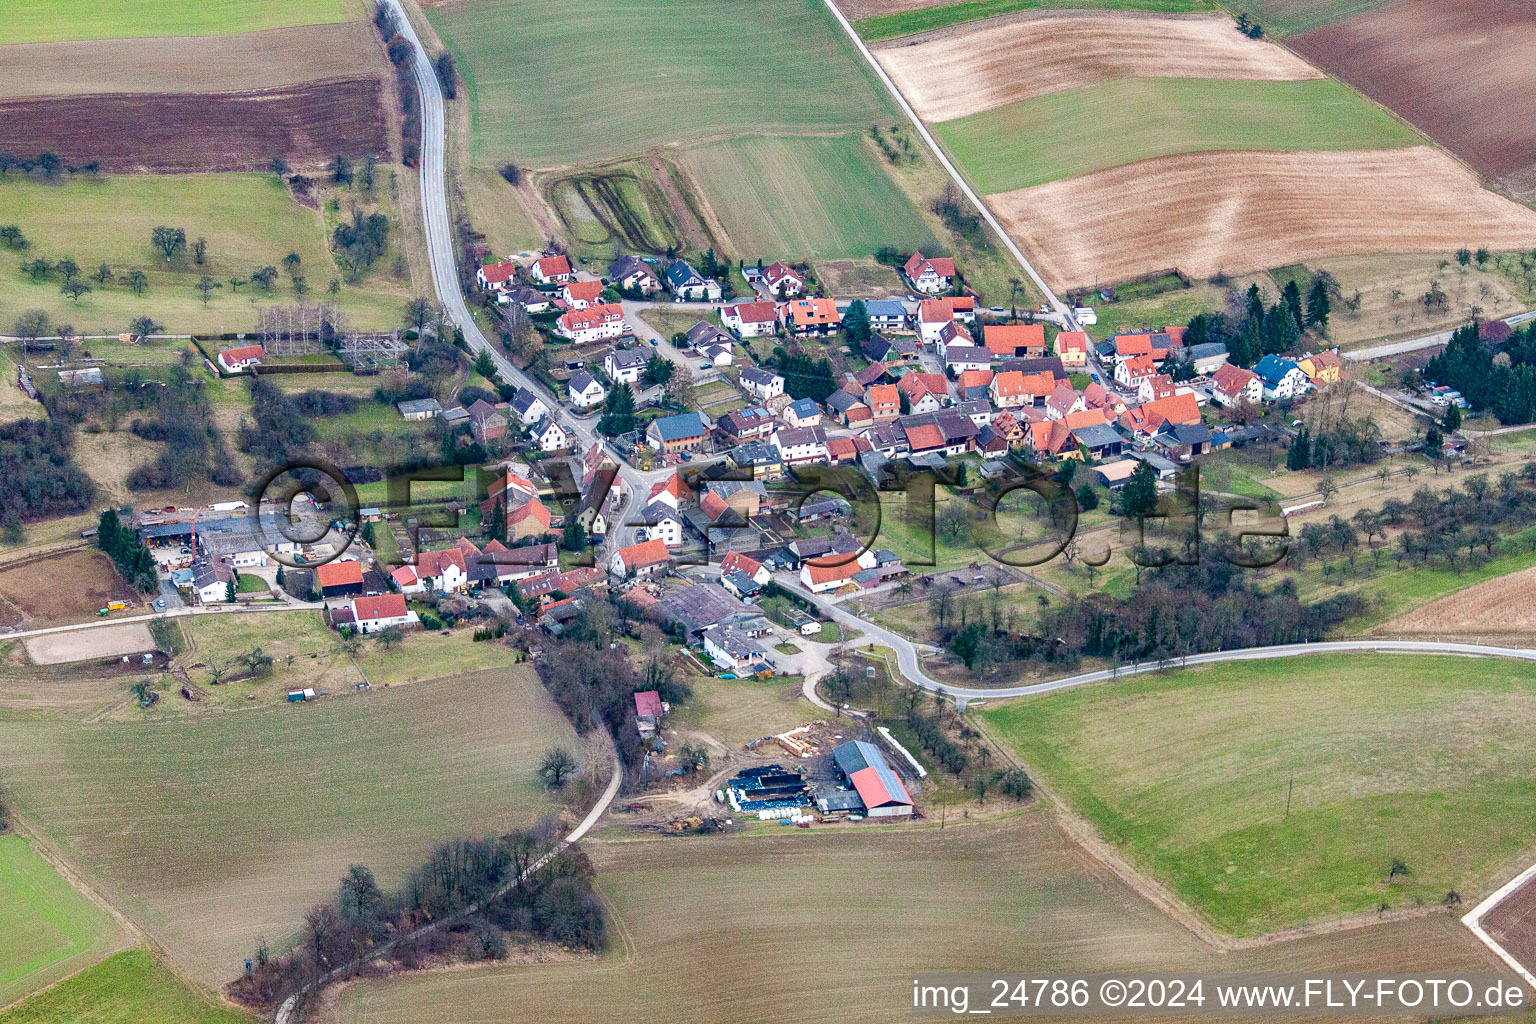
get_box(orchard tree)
[151,225,187,263]
[539,747,577,787]
[195,274,222,306]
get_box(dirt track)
[1292,0,1536,196]
[876,12,1321,120]
[989,147,1536,291]
[0,21,383,99]
[0,79,391,174]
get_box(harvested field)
[336,814,1495,1023]
[0,22,383,99]
[815,258,905,298]
[24,623,157,666]
[1480,870,1536,985]
[0,668,578,984]
[0,548,134,628]
[1383,565,1536,637]
[876,12,1321,121]
[1292,0,1536,197]
[990,147,1536,291]
[0,78,389,175]
[848,0,1218,41]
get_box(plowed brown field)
[0,21,383,99]
[1384,566,1536,636]
[990,147,1536,290]
[1482,870,1536,981]
[0,79,390,174]
[876,12,1321,120]
[1292,0,1536,198]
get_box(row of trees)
[125,359,241,490]
[1185,274,1333,369]
[96,509,158,593]
[231,835,604,1010]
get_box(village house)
[861,300,908,333]
[685,321,734,352]
[1115,353,1158,389]
[703,625,772,673]
[898,371,949,413]
[772,424,829,466]
[761,261,805,298]
[916,299,955,344]
[466,399,508,443]
[508,388,549,427]
[530,254,572,284]
[985,323,1046,361]
[567,370,607,409]
[1210,363,1263,407]
[664,260,721,301]
[611,538,672,579]
[706,480,766,519]
[826,389,871,428]
[476,262,519,298]
[647,411,710,453]
[903,251,955,294]
[391,565,424,595]
[316,559,365,600]
[990,369,1054,409]
[604,347,647,385]
[1113,333,1170,364]
[865,383,900,422]
[944,343,991,375]
[721,299,779,338]
[782,397,823,429]
[607,255,661,295]
[561,278,605,310]
[721,550,771,586]
[530,416,569,452]
[864,333,918,362]
[216,344,264,374]
[779,297,840,337]
[1124,392,1202,438]
[507,285,551,313]
[738,365,785,402]
[350,593,418,634]
[1298,350,1344,385]
[1188,341,1230,375]
[416,548,468,593]
[1255,355,1312,400]
[715,405,776,445]
[557,303,628,344]
[1054,330,1089,367]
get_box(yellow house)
[1299,350,1344,384]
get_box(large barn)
[826,740,914,818]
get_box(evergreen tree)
[1286,429,1311,471]
[598,384,636,437]
[1282,279,1304,331]
[1245,283,1265,325]
[1306,275,1331,332]
[1120,461,1159,520]
[842,299,871,346]
[1442,402,1462,432]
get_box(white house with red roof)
[761,261,804,298]
[721,300,779,338]
[611,538,672,579]
[556,303,627,344]
[391,565,425,595]
[720,551,770,586]
[1115,353,1158,389]
[415,548,467,593]
[216,344,264,374]
[476,262,519,295]
[561,279,605,310]
[1211,363,1263,407]
[349,593,418,634]
[530,254,571,284]
[903,251,955,294]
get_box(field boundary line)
[815,0,1068,322]
[1462,860,1536,992]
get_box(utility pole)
[1285,775,1293,819]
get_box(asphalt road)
[781,575,1536,703]
[386,0,681,550]
[1344,310,1536,362]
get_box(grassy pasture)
[1232,0,1396,37]
[335,813,1495,1023]
[0,948,250,1024]
[678,673,823,749]
[0,174,409,335]
[854,0,1217,42]
[683,135,940,261]
[0,835,125,1010]
[984,654,1536,936]
[0,0,359,45]
[0,668,577,984]
[934,77,1420,194]
[428,0,894,168]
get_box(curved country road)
[783,578,1536,702]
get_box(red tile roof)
[218,344,264,364]
[984,323,1045,357]
[1140,392,1202,430]
[534,254,571,278]
[479,262,518,286]
[558,302,625,333]
[618,538,671,571]
[391,565,418,587]
[416,548,466,579]
[725,299,777,324]
[991,370,1055,399]
[353,593,408,623]
[1055,330,1088,353]
[805,558,861,587]
[903,251,955,279]
[904,422,945,451]
[850,764,912,808]
[721,551,763,578]
[957,368,994,390]
[635,690,664,719]
[316,560,363,589]
[564,279,604,303]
